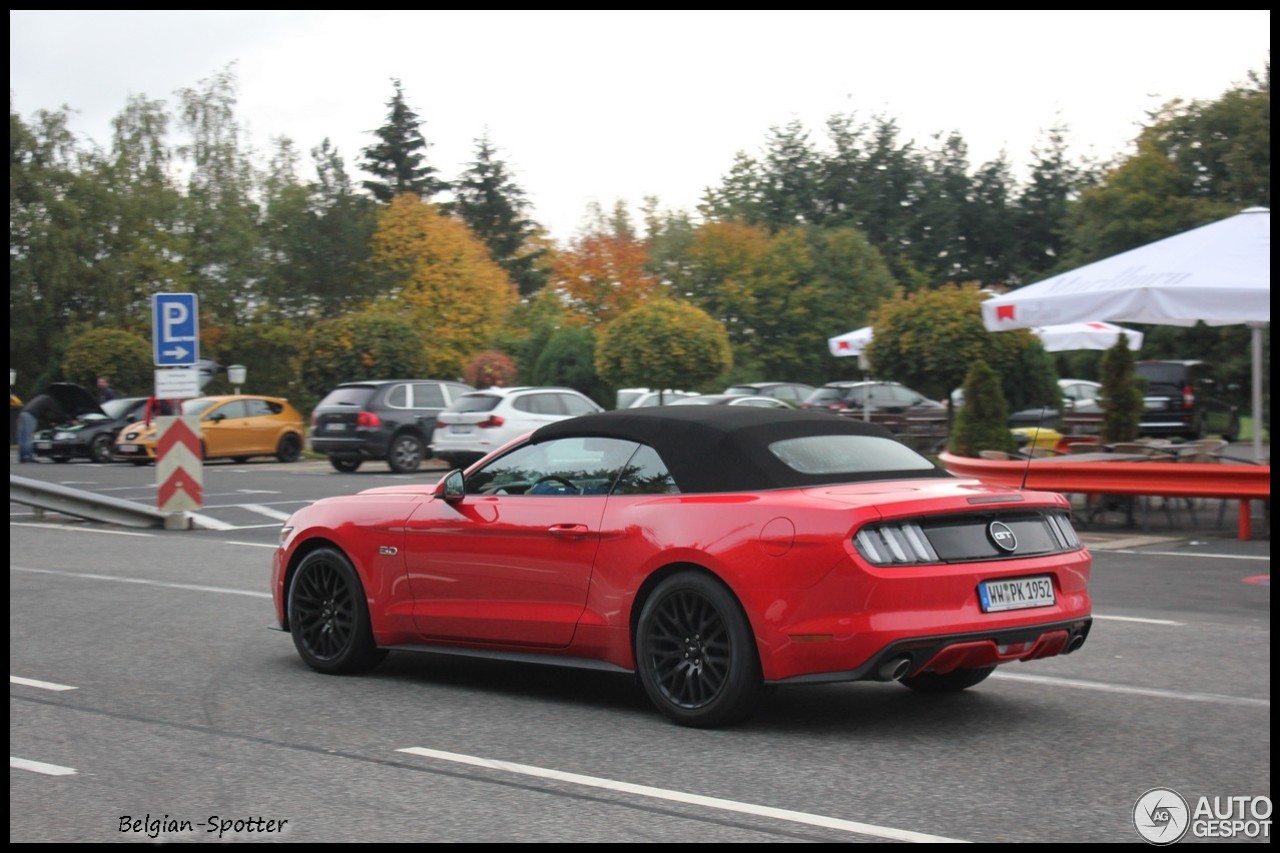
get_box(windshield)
[181,398,219,418]
[316,386,377,408]
[100,398,132,419]
[769,435,937,475]
[444,394,502,413]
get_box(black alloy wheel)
[635,572,764,728]
[276,433,302,463]
[387,433,424,474]
[287,547,386,675]
[900,665,995,693]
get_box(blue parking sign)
[152,293,200,366]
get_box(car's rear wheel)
[635,572,764,728]
[276,433,302,463]
[386,433,424,474]
[287,547,387,675]
[51,456,71,464]
[900,665,995,693]
[89,433,113,463]
[330,457,362,473]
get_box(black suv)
[310,379,475,473]
[1134,360,1239,440]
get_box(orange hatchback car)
[113,395,306,464]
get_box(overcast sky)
[9,10,1271,244]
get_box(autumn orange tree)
[549,232,664,326]
[369,194,519,377]
[595,299,732,392]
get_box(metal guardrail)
[937,452,1271,540]
[10,475,189,530]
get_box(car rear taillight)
[477,416,505,428]
[357,411,382,428]
[854,522,940,565]
[1182,385,1195,409]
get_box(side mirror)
[435,469,465,503]
[206,412,226,423]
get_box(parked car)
[310,379,475,473]
[1000,379,1104,428]
[1135,360,1239,441]
[803,381,945,422]
[32,383,149,463]
[430,386,604,468]
[669,394,792,409]
[112,395,306,464]
[723,382,814,405]
[273,406,1092,728]
[618,389,700,408]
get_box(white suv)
[431,386,604,468]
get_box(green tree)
[448,132,549,296]
[866,284,1036,405]
[1098,337,1143,443]
[360,79,447,203]
[949,360,1017,456]
[1011,123,1089,283]
[60,329,152,396]
[298,312,429,398]
[211,322,307,408]
[532,327,610,407]
[596,300,732,393]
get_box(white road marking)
[11,757,77,776]
[235,489,282,495]
[397,746,967,843]
[10,522,154,537]
[238,504,294,521]
[992,672,1268,708]
[1113,549,1269,562]
[10,676,77,692]
[11,566,271,599]
[223,540,280,549]
[1092,614,1183,626]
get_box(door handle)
[548,523,590,538]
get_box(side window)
[385,384,410,409]
[411,383,445,409]
[613,444,680,495]
[512,395,537,414]
[208,400,247,420]
[529,394,566,415]
[560,393,598,416]
[243,399,273,418]
[465,438,640,495]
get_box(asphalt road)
[9,457,1271,843]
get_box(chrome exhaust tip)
[1066,634,1086,654]
[876,656,912,681]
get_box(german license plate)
[118,444,138,452]
[325,422,347,432]
[979,576,1055,612]
[450,425,473,434]
[35,441,51,450]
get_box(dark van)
[1134,360,1239,441]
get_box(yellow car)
[112,395,306,464]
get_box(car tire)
[330,457,362,473]
[89,433,113,464]
[51,456,71,464]
[386,433,424,474]
[286,547,387,675]
[276,433,303,463]
[130,459,150,467]
[635,572,765,728]
[900,665,995,694]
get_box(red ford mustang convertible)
[272,407,1091,727]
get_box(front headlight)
[54,431,75,440]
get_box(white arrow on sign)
[164,345,190,360]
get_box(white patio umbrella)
[828,326,875,357]
[981,207,1270,461]
[831,320,1143,356]
[1031,321,1143,352]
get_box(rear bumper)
[310,430,391,459]
[770,617,1092,684]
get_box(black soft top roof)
[531,406,949,492]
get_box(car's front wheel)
[286,547,387,675]
[89,433,113,463]
[386,433,424,474]
[900,666,995,693]
[330,457,362,473]
[276,433,302,463]
[635,572,764,728]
